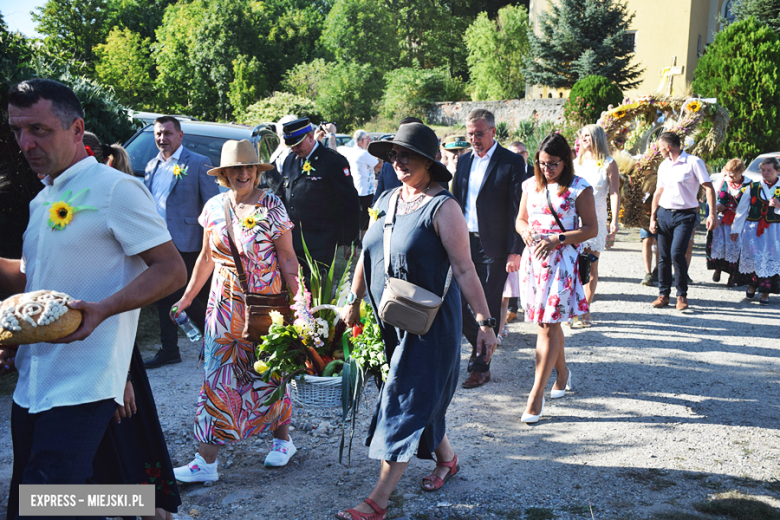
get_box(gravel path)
[1,227,779,519]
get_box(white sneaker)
[264,437,296,467]
[173,453,219,483]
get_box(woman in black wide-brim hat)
[338,123,497,520]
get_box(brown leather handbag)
[222,195,291,343]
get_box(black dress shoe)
[144,350,182,369]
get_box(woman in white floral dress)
[516,134,598,423]
[573,124,621,327]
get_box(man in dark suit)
[274,117,360,270]
[143,116,219,368]
[453,109,526,388]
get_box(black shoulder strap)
[545,186,578,253]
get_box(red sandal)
[421,453,459,492]
[334,498,387,520]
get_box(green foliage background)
[380,66,468,122]
[563,75,623,127]
[692,17,780,159]
[523,0,642,90]
[465,5,530,101]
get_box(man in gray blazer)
[143,116,220,368]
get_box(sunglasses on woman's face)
[387,151,418,165]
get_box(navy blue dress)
[363,189,462,462]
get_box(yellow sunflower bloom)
[302,160,315,174]
[49,201,74,228]
[614,110,626,119]
[775,187,780,197]
[686,100,702,113]
[243,215,257,229]
[596,160,604,168]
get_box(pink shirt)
[657,152,711,209]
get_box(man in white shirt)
[649,132,718,310]
[1,78,185,518]
[339,130,380,238]
[452,109,526,388]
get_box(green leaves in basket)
[339,356,365,465]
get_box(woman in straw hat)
[338,123,497,519]
[171,140,301,483]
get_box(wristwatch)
[345,291,359,306]
[558,233,566,243]
[477,317,497,328]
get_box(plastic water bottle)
[173,308,202,342]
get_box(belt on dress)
[662,207,697,215]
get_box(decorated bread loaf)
[0,290,82,344]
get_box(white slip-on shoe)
[550,369,572,399]
[264,437,297,467]
[173,453,219,483]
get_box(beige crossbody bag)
[376,188,453,335]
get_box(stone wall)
[427,99,566,126]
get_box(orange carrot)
[306,346,327,375]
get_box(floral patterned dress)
[519,177,591,323]
[194,192,294,445]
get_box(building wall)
[527,0,727,99]
[427,99,566,126]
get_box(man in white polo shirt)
[649,132,718,310]
[0,78,186,518]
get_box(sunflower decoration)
[614,110,627,119]
[43,188,97,231]
[173,164,188,178]
[49,202,74,228]
[685,99,702,113]
[596,160,604,168]
[242,214,258,230]
[241,207,268,232]
[367,207,378,224]
[302,159,315,175]
[774,187,780,199]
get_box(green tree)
[380,66,467,121]
[153,0,325,120]
[720,0,780,35]
[523,0,642,89]
[105,0,177,42]
[321,0,399,73]
[316,60,383,131]
[229,55,266,117]
[32,0,110,66]
[692,16,780,159]
[563,75,623,126]
[393,0,471,76]
[281,58,334,100]
[238,92,323,125]
[465,5,530,101]
[94,27,155,108]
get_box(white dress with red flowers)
[520,176,591,323]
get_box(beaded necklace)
[397,183,432,215]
